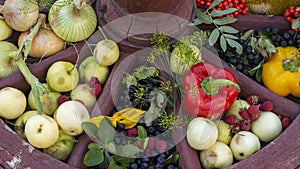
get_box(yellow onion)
[0,0,39,32]
[48,0,97,42]
[0,17,13,40]
[18,15,66,58]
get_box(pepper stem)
[200,77,240,95]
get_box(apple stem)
[13,14,48,115]
[98,26,108,41]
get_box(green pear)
[79,56,109,85]
[215,120,232,145]
[0,41,19,79]
[70,83,96,108]
[14,110,39,139]
[200,142,233,169]
[28,83,61,116]
[44,130,76,161]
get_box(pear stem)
[98,26,108,40]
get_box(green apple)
[0,41,19,79]
[225,99,250,121]
[186,117,218,150]
[200,142,233,169]
[170,44,202,75]
[46,61,79,92]
[230,131,260,161]
[0,87,26,119]
[0,18,13,40]
[70,83,96,108]
[251,111,282,142]
[44,130,76,161]
[94,39,119,66]
[215,120,232,145]
[79,56,109,85]
[54,100,90,136]
[14,110,39,139]
[25,114,59,148]
[28,83,61,116]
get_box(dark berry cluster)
[217,36,263,79]
[128,78,160,110]
[266,28,300,48]
[196,0,249,18]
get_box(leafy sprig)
[190,0,242,54]
[292,7,300,30]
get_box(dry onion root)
[0,0,39,32]
[48,0,97,42]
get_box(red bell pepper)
[182,62,240,120]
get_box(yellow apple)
[0,41,19,79]
[14,110,38,139]
[94,39,119,66]
[70,83,96,108]
[46,61,79,92]
[54,100,90,136]
[0,87,26,119]
[25,114,59,148]
[79,56,109,85]
[0,18,13,41]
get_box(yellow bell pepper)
[262,46,300,97]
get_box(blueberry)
[296,39,300,44]
[146,126,155,134]
[239,39,245,45]
[288,29,295,36]
[155,163,163,169]
[242,60,249,66]
[129,162,139,169]
[272,28,279,34]
[246,45,253,54]
[236,64,243,71]
[288,39,294,46]
[283,33,291,40]
[270,35,277,41]
[167,164,175,169]
[140,162,149,169]
[265,27,272,33]
[247,53,254,60]
[253,58,261,65]
[229,57,237,64]
[274,41,280,47]
[275,36,282,42]
[280,40,288,47]
[116,123,125,130]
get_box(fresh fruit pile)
[196,0,249,17]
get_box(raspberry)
[147,137,156,150]
[224,114,236,125]
[90,84,102,97]
[57,95,69,105]
[246,95,259,105]
[231,123,240,133]
[259,101,273,111]
[240,120,251,131]
[88,76,100,88]
[239,109,250,120]
[277,114,283,121]
[248,105,260,121]
[282,117,291,128]
[126,128,138,137]
[155,140,167,153]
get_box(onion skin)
[0,0,39,32]
[18,27,66,58]
[48,0,97,42]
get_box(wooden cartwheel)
[0,0,300,168]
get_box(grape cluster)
[266,28,300,48]
[196,0,249,18]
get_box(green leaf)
[292,18,300,29]
[194,8,213,24]
[209,29,220,46]
[137,126,147,138]
[164,153,180,165]
[255,65,263,82]
[82,122,98,137]
[226,38,243,54]
[219,26,239,34]
[223,33,239,40]
[84,148,104,167]
[98,117,115,145]
[214,17,237,25]
[220,35,227,52]
[116,145,141,158]
[188,18,204,26]
[88,143,101,150]
[207,0,223,10]
[104,151,111,167]
[210,8,237,17]
[240,29,254,41]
